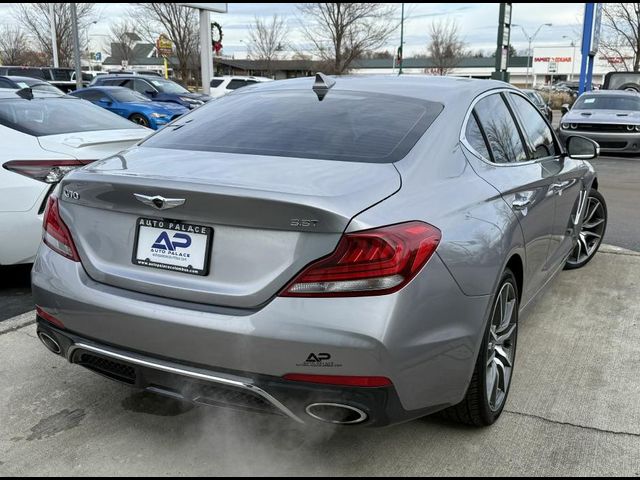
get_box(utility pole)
[71,3,82,90]
[398,3,404,75]
[49,3,59,67]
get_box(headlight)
[635,125,640,132]
[179,96,202,104]
[628,125,636,131]
[570,123,578,129]
[561,123,570,129]
[150,112,169,118]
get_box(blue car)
[89,74,211,110]
[70,86,189,129]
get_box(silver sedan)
[32,75,607,428]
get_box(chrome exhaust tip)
[305,403,368,425]
[38,331,61,355]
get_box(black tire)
[129,113,150,127]
[439,269,519,427]
[564,188,607,270]
[618,83,640,92]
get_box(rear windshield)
[0,97,143,136]
[142,90,443,163]
[605,73,640,89]
[574,94,640,111]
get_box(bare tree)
[130,3,199,81]
[297,3,398,74]
[0,25,32,65]
[105,20,139,63]
[600,3,640,72]
[247,15,289,76]
[13,3,96,67]
[426,18,467,76]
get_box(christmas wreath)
[211,21,223,54]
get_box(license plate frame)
[132,217,213,276]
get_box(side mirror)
[566,135,599,160]
[561,103,570,115]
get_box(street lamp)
[513,22,552,87]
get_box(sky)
[0,3,585,59]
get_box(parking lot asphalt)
[1,248,639,476]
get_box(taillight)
[280,221,441,297]
[3,160,94,183]
[43,195,80,261]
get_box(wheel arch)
[505,253,524,303]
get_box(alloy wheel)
[567,195,606,266]
[486,282,517,412]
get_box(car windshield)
[574,94,640,111]
[110,89,150,103]
[142,90,444,163]
[0,97,143,136]
[146,78,190,94]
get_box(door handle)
[512,198,532,210]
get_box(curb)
[599,244,640,256]
[0,310,36,336]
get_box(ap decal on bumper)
[296,353,343,368]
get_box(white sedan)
[209,76,272,98]
[0,88,151,265]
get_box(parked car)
[0,66,89,92]
[71,86,188,129]
[0,88,150,266]
[90,74,210,109]
[559,90,640,154]
[0,76,65,96]
[33,75,606,428]
[521,88,553,123]
[602,71,640,92]
[209,75,273,98]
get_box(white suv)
[209,76,272,98]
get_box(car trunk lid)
[58,146,401,308]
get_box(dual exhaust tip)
[37,331,368,425]
[305,402,368,425]
[38,331,62,355]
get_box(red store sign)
[534,57,572,63]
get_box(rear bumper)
[37,319,445,426]
[32,245,492,426]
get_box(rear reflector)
[43,195,80,261]
[3,159,94,183]
[36,306,65,328]
[280,221,441,297]
[283,374,392,387]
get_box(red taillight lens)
[283,374,392,387]
[280,221,441,297]
[36,306,65,328]
[43,195,80,261]
[3,160,94,183]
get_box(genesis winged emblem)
[134,193,185,210]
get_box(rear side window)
[142,90,444,163]
[8,68,45,79]
[473,94,528,164]
[227,79,247,90]
[509,93,557,159]
[465,114,491,161]
[210,79,224,88]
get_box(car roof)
[97,74,164,80]
[0,87,70,99]
[244,75,515,103]
[3,76,48,84]
[580,89,639,96]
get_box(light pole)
[398,3,405,75]
[86,20,97,70]
[563,35,577,81]
[513,22,552,87]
